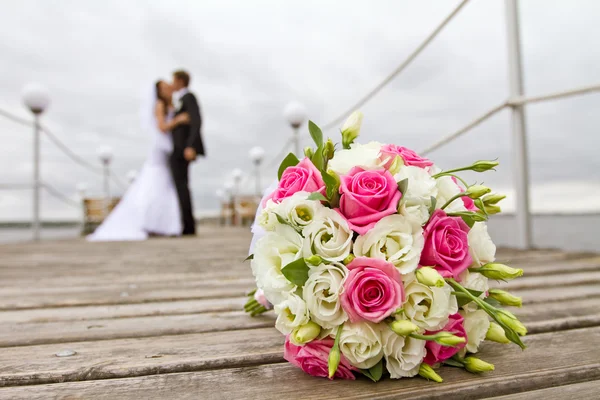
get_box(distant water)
[0,215,598,253]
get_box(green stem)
[410,333,440,341]
[440,192,468,211]
[446,279,494,313]
[333,324,343,348]
[432,166,473,178]
[434,172,470,188]
[446,278,526,350]
[250,306,267,316]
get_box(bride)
[87,80,189,241]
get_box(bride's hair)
[155,80,169,114]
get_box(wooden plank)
[0,311,275,347]
[0,297,247,323]
[0,326,598,399]
[0,327,284,387]
[0,290,597,347]
[512,284,600,305]
[0,279,254,310]
[497,271,600,291]
[486,380,600,399]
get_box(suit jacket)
[172,92,205,158]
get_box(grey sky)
[1,0,599,220]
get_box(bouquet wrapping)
[245,112,526,382]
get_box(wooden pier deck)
[0,226,599,399]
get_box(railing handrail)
[420,83,600,155]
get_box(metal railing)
[263,0,600,249]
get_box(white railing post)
[506,0,533,249]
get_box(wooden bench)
[0,228,598,398]
[220,196,259,226]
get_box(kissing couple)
[89,69,205,241]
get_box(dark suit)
[171,91,205,235]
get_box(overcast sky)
[1,0,599,221]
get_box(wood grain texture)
[0,327,598,399]
[0,228,598,398]
[0,311,275,347]
[0,327,284,387]
[485,380,600,399]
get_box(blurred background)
[0,0,599,249]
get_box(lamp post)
[231,169,243,226]
[248,146,265,197]
[22,83,51,241]
[97,146,113,217]
[284,102,307,157]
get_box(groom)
[170,69,205,236]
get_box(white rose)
[468,222,496,266]
[274,293,310,335]
[381,328,426,379]
[338,321,384,369]
[303,262,348,329]
[251,224,303,306]
[257,198,280,232]
[435,175,467,213]
[280,191,322,231]
[401,273,458,331]
[328,141,385,175]
[395,166,438,225]
[460,309,490,353]
[354,214,424,274]
[302,207,353,262]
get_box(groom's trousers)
[169,156,196,235]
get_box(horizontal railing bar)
[510,83,600,106]
[321,0,472,131]
[0,184,32,190]
[421,102,508,155]
[421,83,600,156]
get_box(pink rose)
[336,167,401,235]
[423,313,467,365]
[267,158,325,204]
[284,336,356,380]
[380,144,433,169]
[420,209,472,280]
[341,257,404,323]
[451,177,478,211]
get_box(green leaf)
[484,297,502,308]
[474,198,487,216]
[454,292,473,308]
[453,288,483,307]
[244,254,254,262]
[360,359,384,382]
[278,152,300,180]
[462,215,476,228]
[308,120,324,148]
[311,144,325,171]
[397,178,409,195]
[428,196,437,215]
[281,258,310,287]
[274,213,288,225]
[322,170,341,207]
[442,359,465,368]
[307,192,328,202]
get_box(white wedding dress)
[87,93,182,241]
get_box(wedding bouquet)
[244,111,526,382]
